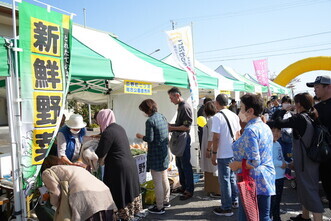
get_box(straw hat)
[65,114,87,129]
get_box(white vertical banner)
[165,26,199,108]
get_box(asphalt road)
[142,178,331,221]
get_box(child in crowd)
[267,121,286,221]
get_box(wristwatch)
[212,151,217,155]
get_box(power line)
[199,47,331,62]
[197,42,331,59]
[127,0,330,46]
[196,31,331,54]
[174,0,329,23]
[126,22,169,43]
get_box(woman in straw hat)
[57,114,87,166]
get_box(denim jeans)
[175,135,194,194]
[238,194,272,221]
[270,178,284,221]
[217,158,238,210]
[278,139,292,163]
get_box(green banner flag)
[19,1,72,195]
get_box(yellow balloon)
[197,116,207,127]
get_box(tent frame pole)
[9,0,26,220]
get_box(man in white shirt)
[211,94,241,217]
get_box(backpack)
[300,114,331,163]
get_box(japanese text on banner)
[165,26,198,108]
[253,59,269,86]
[19,1,72,193]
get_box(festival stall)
[215,65,264,93]
[244,73,291,95]
[66,25,223,176]
[215,64,291,96]
[163,54,256,102]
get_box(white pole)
[88,104,92,126]
[8,2,25,220]
[190,22,200,172]
[5,77,24,221]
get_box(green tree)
[67,100,107,127]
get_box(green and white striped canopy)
[70,25,219,94]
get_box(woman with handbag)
[229,94,275,221]
[136,99,170,215]
[273,93,324,221]
[41,155,117,221]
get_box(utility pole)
[170,20,176,30]
[83,8,86,28]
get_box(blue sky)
[5,0,331,94]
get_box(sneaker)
[163,202,171,208]
[232,201,239,209]
[148,206,165,215]
[321,196,329,204]
[209,193,221,198]
[280,209,287,214]
[213,207,233,216]
[290,214,311,221]
[285,174,295,180]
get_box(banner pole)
[190,22,200,172]
[5,77,24,221]
[11,0,26,220]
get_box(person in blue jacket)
[57,114,87,166]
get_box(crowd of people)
[37,75,330,221]
[198,75,331,221]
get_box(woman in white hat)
[57,114,87,166]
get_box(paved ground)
[142,179,331,221]
[1,127,330,220]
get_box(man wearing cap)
[57,114,87,166]
[307,75,331,209]
[211,94,241,216]
[269,95,282,119]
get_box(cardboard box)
[204,172,220,195]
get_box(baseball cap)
[270,95,278,101]
[306,75,331,87]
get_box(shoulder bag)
[220,111,235,143]
[169,131,188,157]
